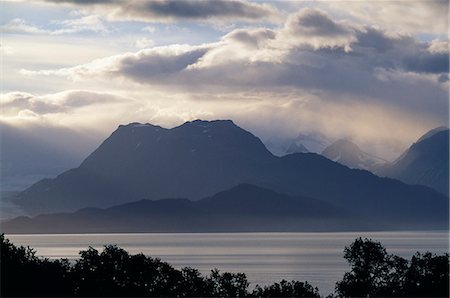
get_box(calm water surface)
[6,231,449,295]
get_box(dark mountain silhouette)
[16,120,275,213]
[2,184,366,233]
[14,120,448,230]
[378,127,449,196]
[322,139,386,171]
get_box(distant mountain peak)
[326,139,360,153]
[322,139,386,171]
[16,119,274,214]
[119,122,165,130]
[285,141,309,154]
[416,126,449,143]
[181,119,236,127]
[379,127,449,195]
[284,132,331,155]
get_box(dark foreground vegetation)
[1,234,448,297]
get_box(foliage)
[403,252,450,297]
[1,234,448,297]
[252,280,320,297]
[335,237,449,297]
[1,234,251,297]
[0,234,73,296]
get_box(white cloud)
[1,15,109,35]
[20,43,215,81]
[1,18,50,34]
[324,0,448,35]
[0,90,126,116]
[51,14,109,34]
[0,44,15,55]
[135,37,154,49]
[428,39,449,54]
[142,26,156,33]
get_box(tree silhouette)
[335,237,449,297]
[403,252,449,297]
[207,269,249,297]
[252,280,320,297]
[0,234,74,296]
[2,234,448,297]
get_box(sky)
[1,0,449,162]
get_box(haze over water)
[7,231,448,295]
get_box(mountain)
[16,120,275,214]
[286,132,331,154]
[322,139,387,171]
[285,140,309,154]
[2,184,361,233]
[14,120,448,230]
[378,127,449,196]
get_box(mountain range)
[321,139,387,171]
[8,119,448,232]
[379,127,449,196]
[284,132,331,155]
[3,184,365,233]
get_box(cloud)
[1,18,50,34]
[11,8,449,159]
[1,15,108,35]
[279,8,356,50]
[41,0,280,23]
[0,90,127,116]
[24,9,448,88]
[324,0,449,35]
[142,26,156,33]
[0,44,15,55]
[51,14,109,34]
[135,37,154,49]
[21,44,214,81]
[427,39,449,54]
[223,28,276,49]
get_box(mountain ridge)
[3,184,360,233]
[13,120,448,231]
[321,139,387,171]
[379,127,449,195]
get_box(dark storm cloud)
[351,27,449,74]
[128,0,274,20]
[287,8,351,37]
[111,46,211,82]
[402,52,449,74]
[120,48,208,77]
[42,0,278,22]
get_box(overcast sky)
[1,0,449,160]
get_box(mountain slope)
[17,120,275,213]
[379,128,449,196]
[3,184,359,233]
[286,132,331,154]
[285,141,309,154]
[14,120,448,230]
[322,139,386,171]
